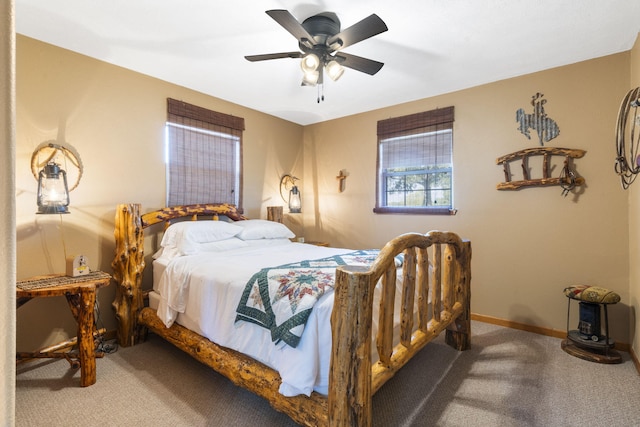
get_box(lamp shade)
[300,53,321,86]
[300,53,320,73]
[301,70,319,86]
[325,60,344,81]
[37,162,70,214]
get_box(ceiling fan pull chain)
[317,84,325,103]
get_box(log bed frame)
[111,203,472,426]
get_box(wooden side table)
[16,271,112,386]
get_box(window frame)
[374,106,456,215]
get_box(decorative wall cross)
[336,169,348,192]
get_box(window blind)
[377,106,454,137]
[166,98,244,208]
[380,128,453,170]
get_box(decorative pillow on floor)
[563,285,620,304]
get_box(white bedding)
[152,240,354,396]
[150,230,419,398]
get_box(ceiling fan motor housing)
[300,12,341,51]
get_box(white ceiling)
[15,0,640,126]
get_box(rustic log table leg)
[65,286,97,387]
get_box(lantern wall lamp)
[31,142,83,214]
[279,173,301,213]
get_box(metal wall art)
[516,92,560,146]
[497,93,586,196]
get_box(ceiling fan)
[245,10,388,98]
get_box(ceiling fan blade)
[266,10,317,48]
[327,14,388,50]
[245,52,302,62]
[335,52,384,75]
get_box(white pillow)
[197,237,249,252]
[244,238,293,247]
[152,238,248,262]
[161,220,243,255]
[235,219,295,240]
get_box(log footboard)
[112,204,471,427]
[329,232,471,425]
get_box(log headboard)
[139,203,247,227]
[111,203,246,346]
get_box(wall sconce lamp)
[31,141,83,215]
[37,162,70,214]
[280,174,301,213]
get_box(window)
[375,106,455,215]
[166,98,244,209]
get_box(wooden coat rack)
[496,147,586,191]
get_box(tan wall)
[629,33,640,359]
[15,35,303,350]
[15,33,637,351]
[303,53,632,342]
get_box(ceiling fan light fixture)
[302,70,320,86]
[300,53,320,73]
[246,9,388,97]
[325,60,344,81]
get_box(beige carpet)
[16,321,640,426]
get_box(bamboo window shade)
[375,106,455,214]
[377,106,454,137]
[166,98,245,208]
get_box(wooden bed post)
[111,203,145,347]
[266,206,283,223]
[445,240,472,351]
[328,265,375,427]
